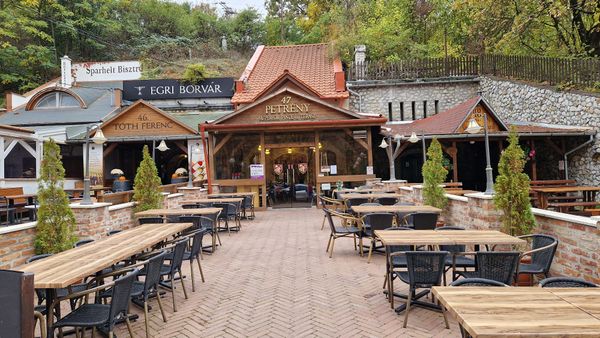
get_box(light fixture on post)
[408,131,427,164]
[82,125,106,205]
[379,133,403,181]
[465,115,494,195]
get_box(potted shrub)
[133,145,163,212]
[35,139,77,253]
[422,138,448,226]
[494,128,536,285]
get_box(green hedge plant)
[133,145,163,212]
[422,138,448,210]
[35,139,77,253]
[494,128,536,236]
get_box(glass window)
[319,130,368,175]
[5,143,36,178]
[214,133,261,180]
[35,92,80,109]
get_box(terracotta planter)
[515,256,533,286]
[435,220,446,228]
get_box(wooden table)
[339,193,402,201]
[18,222,193,338]
[432,286,600,337]
[3,193,37,223]
[532,186,600,209]
[181,197,244,204]
[375,229,526,246]
[351,205,442,215]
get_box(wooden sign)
[260,95,316,122]
[458,104,502,133]
[102,101,197,138]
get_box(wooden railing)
[347,55,600,88]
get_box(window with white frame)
[34,92,80,109]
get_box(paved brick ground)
[116,208,461,337]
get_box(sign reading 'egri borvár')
[123,78,234,100]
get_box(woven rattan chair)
[107,229,123,235]
[74,239,94,247]
[159,239,189,312]
[403,212,438,230]
[51,269,139,338]
[138,217,164,225]
[517,234,558,282]
[132,252,169,337]
[346,197,370,213]
[212,202,233,234]
[318,195,344,230]
[182,203,210,209]
[324,209,362,258]
[198,212,221,252]
[167,229,207,291]
[455,251,521,285]
[383,226,414,291]
[242,195,255,219]
[390,251,449,328]
[361,213,395,263]
[435,226,475,285]
[375,197,398,205]
[539,277,598,288]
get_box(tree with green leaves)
[182,63,209,83]
[422,138,448,210]
[494,128,536,236]
[35,139,77,254]
[133,145,163,212]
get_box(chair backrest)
[435,226,466,253]
[362,213,395,232]
[26,253,52,263]
[539,277,598,288]
[529,234,558,274]
[188,230,205,259]
[346,198,370,208]
[226,202,239,216]
[212,203,228,219]
[107,229,123,236]
[324,209,343,234]
[138,217,164,225]
[108,269,139,326]
[394,202,415,206]
[182,203,203,209]
[199,212,219,229]
[74,239,95,247]
[360,202,381,207]
[243,195,253,208]
[169,239,189,274]
[375,197,398,206]
[143,251,167,295]
[475,251,520,285]
[406,212,439,230]
[385,226,414,253]
[450,278,508,287]
[405,251,448,288]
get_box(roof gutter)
[564,135,594,179]
[201,117,388,131]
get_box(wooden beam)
[530,139,537,181]
[544,138,565,155]
[367,128,373,167]
[4,139,18,156]
[103,143,118,157]
[18,140,36,157]
[175,141,188,154]
[208,134,216,184]
[213,134,232,155]
[451,141,458,183]
[264,142,314,149]
[315,131,321,207]
[343,128,369,151]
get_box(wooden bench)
[443,182,463,189]
[530,179,577,187]
[0,187,28,206]
[584,208,600,216]
[547,201,600,213]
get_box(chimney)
[333,59,345,92]
[5,92,12,112]
[112,88,122,107]
[235,80,245,93]
[60,55,73,88]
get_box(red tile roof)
[232,43,348,104]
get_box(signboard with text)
[73,61,142,82]
[122,78,234,101]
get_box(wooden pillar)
[367,128,373,167]
[451,141,458,183]
[529,139,537,181]
[260,132,267,209]
[0,137,5,179]
[315,131,321,207]
[208,133,216,185]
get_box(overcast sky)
[174,0,266,15]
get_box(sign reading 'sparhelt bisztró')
[73,61,142,82]
[123,78,234,100]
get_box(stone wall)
[480,76,600,185]
[397,187,600,284]
[347,78,480,119]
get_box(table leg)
[45,288,57,338]
[540,192,548,209]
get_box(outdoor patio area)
[115,208,460,337]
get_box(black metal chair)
[539,277,598,288]
[517,234,558,282]
[131,252,169,338]
[435,226,475,284]
[74,239,94,247]
[455,251,521,285]
[138,217,164,225]
[159,239,189,312]
[383,226,414,291]
[361,213,395,263]
[450,278,508,287]
[212,202,231,234]
[403,212,438,230]
[198,211,221,252]
[324,209,362,258]
[182,229,207,291]
[390,251,449,328]
[51,269,139,338]
[375,197,398,205]
[242,195,255,219]
[107,229,123,235]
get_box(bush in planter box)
[494,128,536,236]
[422,138,448,210]
[133,145,163,212]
